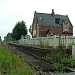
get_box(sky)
[0,0,75,40]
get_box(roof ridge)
[55,14,66,16]
[36,12,51,15]
[35,11,66,16]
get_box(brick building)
[32,9,73,38]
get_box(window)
[55,18,60,24]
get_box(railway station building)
[32,9,73,38]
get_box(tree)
[0,36,1,40]
[29,25,32,35]
[0,36,2,41]
[12,20,27,40]
[4,33,14,42]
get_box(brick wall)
[32,23,73,38]
[39,25,73,37]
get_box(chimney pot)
[51,9,55,16]
[52,9,54,12]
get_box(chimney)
[35,11,36,13]
[51,9,55,16]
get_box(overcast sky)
[0,0,75,40]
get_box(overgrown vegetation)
[0,42,35,75]
[40,39,49,48]
[44,45,75,73]
[52,63,64,73]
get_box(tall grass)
[0,42,35,75]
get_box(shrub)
[68,58,75,68]
[61,57,70,66]
[50,52,62,63]
[53,63,64,73]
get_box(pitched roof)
[34,11,73,28]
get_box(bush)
[53,63,64,73]
[68,58,75,68]
[50,52,62,63]
[61,57,70,66]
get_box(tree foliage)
[0,36,1,40]
[12,20,27,40]
[4,33,14,42]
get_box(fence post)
[72,45,75,58]
[65,36,68,49]
[54,35,57,48]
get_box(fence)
[19,35,75,48]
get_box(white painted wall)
[19,35,75,48]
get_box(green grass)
[0,42,35,75]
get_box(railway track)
[8,43,75,75]
[8,43,54,75]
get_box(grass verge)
[0,42,35,75]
